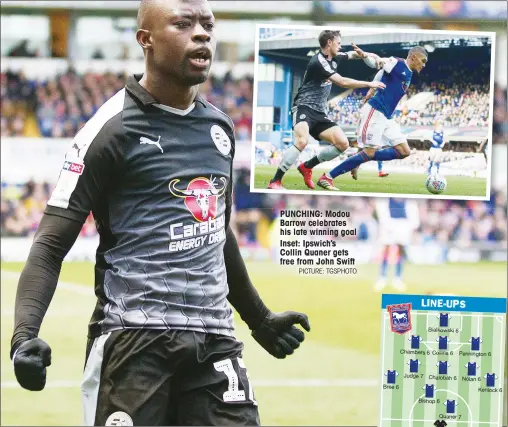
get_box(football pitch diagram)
[379,294,507,427]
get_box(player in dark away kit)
[10,0,310,425]
[267,29,386,190]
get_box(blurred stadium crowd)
[329,60,507,144]
[2,171,506,253]
[234,168,507,249]
[1,69,253,141]
[0,58,506,250]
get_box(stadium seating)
[328,60,508,144]
[0,69,253,141]
[2,172,506,248]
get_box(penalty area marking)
[407,389,474,427]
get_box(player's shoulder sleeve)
[311,53,337,79]
[382,56,400,74]
[45,89,127,223]
[335,51,350,62]
[202,99,236,228]
[373,69,384,82]
[204,99,236,159]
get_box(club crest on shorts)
[169,176,227,222]
[105,411,133,426]
[387,303,412,334]
[300,114,306,119]
[210,124,231,156]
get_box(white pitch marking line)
[415,312,506,320]
[379,313,387,425]
[1,270,93,296]
[497,319,505,425]
[385,419,497,425]
[408,389,474,427]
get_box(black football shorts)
[291,105,337,140]
[81,329,260,426]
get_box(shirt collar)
[125,73,207,108]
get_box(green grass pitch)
[380,310,506,427]
[253,165,488,198]
[1,260,506,426]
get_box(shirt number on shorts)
[213,357,257,405]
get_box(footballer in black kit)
[10,0,310,425]
[268,29,386,191]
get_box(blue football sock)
[373,147,402,162]
[378,161,383,172]
[380,246,389,278]
[428,161,433,174]
[395,247,404,278]
[329,151,370,179]
[436,162,440,172]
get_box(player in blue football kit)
[385,370,398,384]
[408,359,421,373]
[317,46,429,191]
[437,336,449,350]
[439,313,450,327]
[377,161,388,177]
[445,400,458,414]
[424,384,435,398]
[470,336,482,351]
[485,373,497,387]
[437,361,450,375]
[374,198,419,291]
[466,361,479,376]
[350,93,390,180]
[410,335,422,349]
[428,122,446,175]
[267,30,386,190]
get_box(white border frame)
[249,23,496,202]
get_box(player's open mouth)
[188,48,211,69]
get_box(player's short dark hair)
[408,46,428,58]
[318,30,341,48]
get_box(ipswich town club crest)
[387,303,412,334]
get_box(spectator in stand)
[493,85,508,144]
[2,69,254,140]
[233,168,267,245]
[328,60,499,133]
[1,177,506,252]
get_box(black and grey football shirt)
[293,51,349,114]
[45,74,236,338]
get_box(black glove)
[251,311,310,359]
[12,338,52,391]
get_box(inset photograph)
[251,25,495,200]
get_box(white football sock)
[279,145,301,172]
[317,145,343,163]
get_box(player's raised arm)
[360,69,384,105]
[360,88,376,106]
[329,73,386,90]
[224,227,310,359]
[11,112,124,391]
[347,43,384,67]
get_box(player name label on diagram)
[378,294,506,427]
[276,209,358,276]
